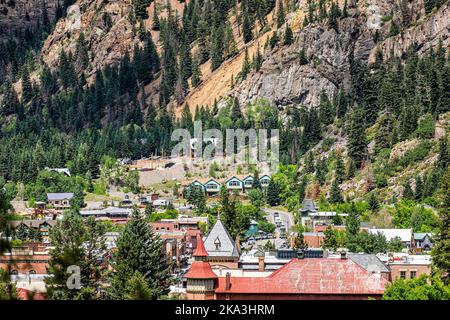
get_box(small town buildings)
[224,176,244,192]
[119,195,133,208]
[203,216,240,268]
[0,246,50,284]
[10,220,58,243]
[185,174,272,196]
[347,253,391,281]
[80,207,132,220]
[369,228,413,248]
[204,179,221,196]
[242,175,254,189]
[152,199,172,208]
[413,233,433,251]
[185,235,217,300]
[302,232,325,248]
[299,199,348,229]
[46,193,73,210]
[259,174,271,187]
[377,253,432,280]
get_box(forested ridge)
[0,0,448,204]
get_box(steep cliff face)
[0,0,59,37]
[230,0,449,109]
[41,0,140,79]
[369,1,450,63]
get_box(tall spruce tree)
[108,209,172,299]
[276,0,285,28]
[347,105,367,168]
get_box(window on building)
[410,271,417,279]
[400,271,406,279]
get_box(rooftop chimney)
[258,256,265,272]
[340,251,347,259]
[225,272,231,291]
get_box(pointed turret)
[193,233,208,260]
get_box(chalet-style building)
[242,175,254,189]
[259,174,271,187]
[46,193,73,210]
[413,233,433,251]
[10,220,58,243]
[204,179,221,196]
[203,215,240,268]
[224,176,244,192]
[185,174,271,196]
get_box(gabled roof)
[205,178,221,186]
[184,261,218,279]
[413,233,433,240]
[46,193,74,201]
[301,199,316,212]
[194,234,208,257]
[215,258,388,295]
[224,176,243,183]
[204,218,240,258]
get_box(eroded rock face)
[368,1,450,62]
[41,0,140,80]
[231,0,447,110]
[0,0,59,38]
[231,6,376,109]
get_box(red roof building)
[193,234,208,258]
[185,261,218,280]
[213,258,388,300]
[185,234,217,300]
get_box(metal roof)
[347,253,390,273]
[204,218,239,258]
[46,193,74,201]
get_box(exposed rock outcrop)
[0,0,59,38]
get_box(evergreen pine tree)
[242,13,253,44]
[329,177,343,204]
[21,67,33,103]
[46,211,107,300]
[276,0,285,28]
[108,209,172,299]
[284,24,293,45]
[335,155,345,184]
[403,180,414,200]
[347,105,367,168]
[367,192,379,212]
[437,135,449,171]
[152,7,160,31]
[267,180,281,206]
[299,48,308,65]
[414,175,424,201]
[191,56,202,88]
[346,158,356,180]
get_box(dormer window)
[214,237,221,250]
